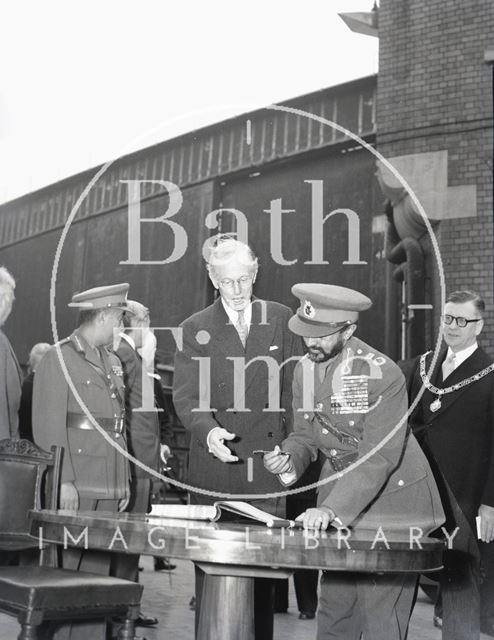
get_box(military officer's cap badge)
[289,283,372,338]
[303,300,315,318]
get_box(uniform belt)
[67,413,124,433]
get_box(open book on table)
[150,500,302,528]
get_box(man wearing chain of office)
[407,290,494,640]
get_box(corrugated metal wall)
[0,76,379,363]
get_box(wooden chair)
[0,438,143,640]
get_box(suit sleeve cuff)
[279,469,297,485]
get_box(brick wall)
[377,0,494,353]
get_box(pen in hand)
[252,449,291,458]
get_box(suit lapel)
[244,300,276,393]
[425,347,486,421]
[7,340,22,384]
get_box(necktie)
[442,352,456,380]
[235,310,248,348]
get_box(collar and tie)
[235,309,249,348]
[442,352,456,380]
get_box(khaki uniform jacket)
[282,337,445,534]
[33,332,129,500]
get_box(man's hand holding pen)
[261,445,294,474]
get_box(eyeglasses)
[218,275,254,289]
[442,314,481,328]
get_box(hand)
[296,507,334,531]
[60,482,79,510]
[160,444,171,463]
[478,504,494,542]
[207,427,238,462]
[118,494,130,512]
[263,446,293,474]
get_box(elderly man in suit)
[264,283,445,640]
[0,267,22,439]
[173,235,300,640]
[407,290,494,640]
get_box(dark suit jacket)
[117,338,160,479]
[18,371,35,442]
[173,297,301,498]
[408,346,494,531]
[0,330,22,439]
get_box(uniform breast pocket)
[73,377,108,409]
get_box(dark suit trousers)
[53,498,119,640]
[274,494,318,615]
[480,541,494,630]
[439,487,481,640]
[111,478,151,582]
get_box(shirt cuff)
[206,426,223,452]
[279,469,297,486]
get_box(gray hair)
[0,267,15,327]
[28,342,51,373]
[206,236,258,279]
[122,300,150,329]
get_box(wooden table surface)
[30,510,444,640]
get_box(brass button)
[86,380,91,385]
[77,448,82,453]
[115,433,120,439]
[322,428,329,435]
[349,420,355,426]
[111,393,116,399]
[398,479,404,487]
[329,449,337,457]
[316,402,323,410]
[304,413,309,420]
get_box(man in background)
[112,299,161,629]
[18,342,50,441]
[408,290,494,639]
[0,267,22,439]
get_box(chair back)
[0,439,61,551]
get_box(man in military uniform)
[264,283,445,640]
[33,283,131,640]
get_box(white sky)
[0,0,378,204]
